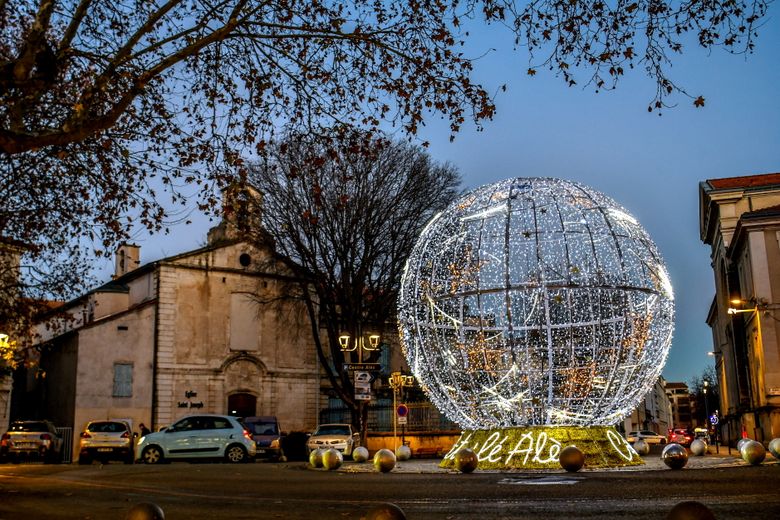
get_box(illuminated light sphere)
[632,439,650,456]
[662,443,688,470]
[395,445,412,461]
[398,178,675,429]
[740,440,766,465]
[373,449,396,473]
[322,448,344,470]
[690,439,707,456]
[666,501,716,520]
[454,448,479,473]
[768,438,780,459]
[352,446,369,462]
[309,448,324,468]
[559,445,585,472]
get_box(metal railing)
[319,401,458,432]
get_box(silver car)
[136,414,255,464]
[306,423,360,457]
[78,420,135,464]
[0,420,63,463]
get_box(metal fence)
[319,401,458,432]
[56,427,73,463]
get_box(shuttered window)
[113,363,133,397]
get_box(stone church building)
[14,211,320,461]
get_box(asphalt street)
[0,451,778,519]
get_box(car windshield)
[247,422,277,435]
[10,422,48,432]
[640,431,657,435]
[314,425,350,436]
[87,422,128,433]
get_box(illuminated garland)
[398,178,674,429]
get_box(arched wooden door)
[227,393,256,418]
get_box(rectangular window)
[113,363,133,397]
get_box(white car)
[626,430,667,445]
[136,414,255,464]
[306,423,360,456]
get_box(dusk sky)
[102,15,780,386]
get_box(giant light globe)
[398,177,674,429]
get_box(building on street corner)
[699,172,780,444]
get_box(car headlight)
[270,439,279,449]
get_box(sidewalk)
[334,444,779,474]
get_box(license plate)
[97,448,113,452]
[256,449,266,454]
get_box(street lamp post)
[338,329,381,441]
[703,380,710,432]
[388,371,414,451]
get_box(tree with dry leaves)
[245,129,461,442]
[0,0,769,364]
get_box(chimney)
[114,244,140,278]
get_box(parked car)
[78,420,135,464]
[135,414,255,464]
[668,428,694,446]
[243,416,284,461]
[306,423,360,457]
[693,428,711,444]
[0,420,63,463]
[626,430,667,445]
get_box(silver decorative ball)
[373,449,396,473]
[559,445,585,472]
[690,439,707,456]
[454,448,479,473]
[741,440,766,465]
[364,502,407,520]
[309,448,324,468]
[322,448,344,470]
[666,500,716,520]
[662,443,688,470]
[768,438,780,459]
[632,439,650,456]
[737,438,752,453]
[125,503,165,520]
[395,445,412,461]
[352,446,369,463]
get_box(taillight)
[80,432,91,439]
[1,433,9,440]
[40,433,51,441]
[243,429,253,441]
[121,431,130,438]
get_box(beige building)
[664,381,693,429]
[15,218,320,461]
[699,172,780,444]
[623,377,673,435]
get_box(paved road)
[0,456,778,519]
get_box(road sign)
[710,414,719,426]
[354,371,374,384]
[397,404,409,417]
[343,363,381,372]
[397,415,407,425]
[355,392,372,401]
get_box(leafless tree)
[246,129,461,441]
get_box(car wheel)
[225,444,247,464]
[142,445,164,464]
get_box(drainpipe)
[151,265,160,430]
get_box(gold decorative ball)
[741,440,766,465]
[632,439,650,456]
[125,502,165,520]
[768,438,780,459]
[373,449,396,473]
[322,448,344,470]
[737,438,752,453]
[364,502,407,520]
[559,445,585,472]
[666,500,716,520]
[689,439,707,456]
[309,448,324,468]
[352,446,369,463]
[454,448,479,473]
[395,445,412,461]
[662,443,688,470]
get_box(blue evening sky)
[103,15,780,386]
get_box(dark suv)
[243,416,284,461]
